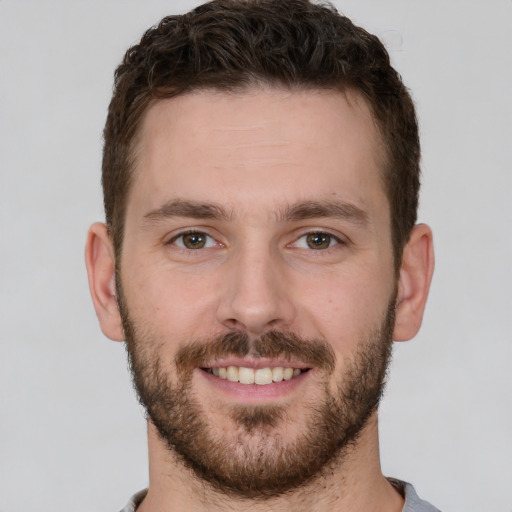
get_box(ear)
[393,224,435,341]
[85,222,124,341]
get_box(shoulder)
[390,479,442,512]
[118,489,148,512]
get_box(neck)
[137,414,404,512]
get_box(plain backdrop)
[1,1,511,511]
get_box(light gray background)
[1,1,511,511]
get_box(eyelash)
[167,229,344,252]
[168,230,219,250]
[291,231,342,250]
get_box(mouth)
[202,365,309,385]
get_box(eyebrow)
[142,198,368,226]
[143,199,232,225]
[278,200,368,225]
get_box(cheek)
[295,266,393,354]
[121,261,221,341]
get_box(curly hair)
[103,0,420,269]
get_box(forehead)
[130,88,387,218]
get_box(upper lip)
[201,357,311,370]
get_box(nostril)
[223,318,243,330]
[215,280,296,335]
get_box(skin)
[86,88,434,511]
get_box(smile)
[203,366,308,385]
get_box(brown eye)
[183,233,206,249]
[173,232,215,249]
[305,233,334,250]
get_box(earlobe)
[393,224,435,342]
[85,222,125,341]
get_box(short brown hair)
[102,0,420,268]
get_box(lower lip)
[198,368,310,402]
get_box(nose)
[216,243,296,336]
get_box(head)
[87,0,434,500]
[102,0,420,271]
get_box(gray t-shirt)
[392,479,442,512]
[119,480,441,511]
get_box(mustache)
[174,330,336,377]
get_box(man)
[85,0,437,510]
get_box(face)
[118,88,398,497]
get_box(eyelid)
[288,229,348,248]
[164,227,348,250]
[166,229,220,249]
[294,232,339,249]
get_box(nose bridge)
[216,236,294,334]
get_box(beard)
[118,289,396,499]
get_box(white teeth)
[254,368,273,385]
[283,367,294,380]
[238,366,255,384]
[272,367,284,382]
[226,366,239,382]
[209,366,303,385]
